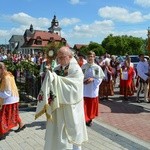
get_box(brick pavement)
[0,103,150,150]
[0,87,150,149]
[0,107,127,150]
[97,90,150,143]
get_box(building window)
[34,40,42,45]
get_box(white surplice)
[82,63,105,97]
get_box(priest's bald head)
[57,46,73,66]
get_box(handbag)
[121,71,128,80]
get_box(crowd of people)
[78,52,150,103]
[0,47,150,150]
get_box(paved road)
[0,86,150,150]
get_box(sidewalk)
[98,96,150,143]
[0,102,150,150]
[0,88,150,150]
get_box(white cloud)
[63,20,114,39]
[0,14,50,42]
[0,30,9,37]
[60,18,80,26]
[0,26,27,42]
[0,12,82,44]
[0,12,148,46]
[143,14,150,19]
[134,0,150,7]
[9,12,81,28]
[62,18,148,46]
[10,12,51,27]
[10,27,25,35]
[69,0,80,4]
[98,6,146,23]
[113,29,147,39]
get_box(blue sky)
[0,0,150,47]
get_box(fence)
[16,69,41,104]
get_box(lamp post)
[147,27,150,57]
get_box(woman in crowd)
[99,60,114,100]
[77,53,87,67]
[110,55,119,87]
[0,62,25,140]
[119,60,135,100]
[126,55,136,93]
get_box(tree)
[101,34,145,55]
[79,42,105,56]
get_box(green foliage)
[78,46,88,55]
[79,42,105,56]
[3,60,40,77]
[77,34,147,57]
[43,41,65,62]
[19,61,39,76]
[3,60,17,73]
[101,34,146,55]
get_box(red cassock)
[0,103,21,135]
[84,97,99,122]
[120,67,135,96]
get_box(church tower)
[29,24,34,33]
[48,15,62,36]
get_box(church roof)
[73,44,88,50]
[22,29,66,47]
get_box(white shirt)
[137,60,149,81]
[82,63,105,97]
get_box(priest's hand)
[84,78,94,84]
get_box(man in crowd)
[136,54,150,103]
[35,46,88,150]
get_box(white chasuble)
[35,58,88,150]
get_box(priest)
[35,46,88,150]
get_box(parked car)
[116,56,125,63]
[128,55,139,69]
[129,55,149,69]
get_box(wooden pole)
[147,27,150,57]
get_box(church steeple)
[48,15,61,36]
[52,15,59,27]
[30,24,34,33]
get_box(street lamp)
[147,27,150,56]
